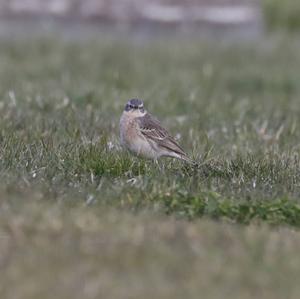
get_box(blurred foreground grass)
[1,200,300,299]
[1,35,300,297]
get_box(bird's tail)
[179,154,198,166]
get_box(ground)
[1,34,300,298]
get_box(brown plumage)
[120,98,194,163]
[137,113,192,163]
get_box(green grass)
[264,0,300,31]
[1,35,300,298]
[2,203,300,299]
[0,37,300,225]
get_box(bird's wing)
[137,113,188,157]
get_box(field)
[1,34,300,298]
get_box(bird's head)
[124,98,145,116]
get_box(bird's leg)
[154,159,165,172]
[129,159,139,177]
[154,159,161,171]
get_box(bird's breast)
[119,112,158,159]
[120,113,139,145]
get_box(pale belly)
[126,137,159,159]
[120,114,160,160]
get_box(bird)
[120,98,193,163]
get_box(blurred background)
[1,2,300,299]
[0,0,298,40]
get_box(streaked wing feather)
[137,113,187,157]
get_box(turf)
[264,0,300,31]
[0,37,300,224]
[1,35,300,298]
[2,204,300,299]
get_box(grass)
[264,0,300,31]
[2,203,300,299]
[1,34,300,297]
[0,37,300,224]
